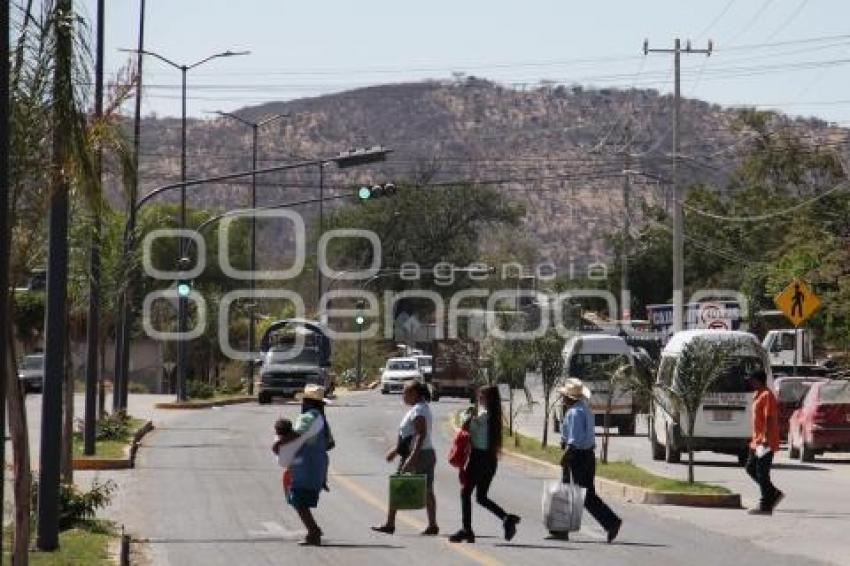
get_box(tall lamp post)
[210,111,288,394]
[117,48,249,403]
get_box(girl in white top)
[373,381,439,536]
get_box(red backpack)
[448,428,471,468]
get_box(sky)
[76,0,850,125]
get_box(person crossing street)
[745,369,784,515]
[558,378,622,543]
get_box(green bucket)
[388,474,427,510]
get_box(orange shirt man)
[745,370,784,515]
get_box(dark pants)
[562,449,620,532]
[462,449,507,531]
[746,450,779,510]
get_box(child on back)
[272,418,299,498]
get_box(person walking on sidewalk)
[449,385,520,543]
[372,381,439,536]
[558,378,622,543]
[746,369,784,515]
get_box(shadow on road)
[493,543,575,550]
[143,537,402,549]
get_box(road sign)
[775,277,821,327]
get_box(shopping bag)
[389,474,427,510]
[448,429,471,469]
[542,479,585,533]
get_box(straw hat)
[559,378,591,400]
[300,384,332,404]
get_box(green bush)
[74,413,132,443]
[187,380,215,399]
[31,480,117,530]
[128,381,150,394]
[217,362,247,395]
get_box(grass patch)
[3,522,115,565]
[456,411,729,496]
[73,418,145,459]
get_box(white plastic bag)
[542,479,585,533]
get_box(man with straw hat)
[558,378,622,543]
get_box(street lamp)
[210,110,288,395]
[117,47,250,403]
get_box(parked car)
[18,353,44,393]
[789,380,850,462]
[380,357,422,394]
[774,376,830,441]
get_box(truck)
[762,328,831,377]
[256,319,332,404]
[431,339,479,401]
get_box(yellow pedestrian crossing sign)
[775,278,821,327]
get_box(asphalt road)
[84,391,827,566]
[513,374,850,565]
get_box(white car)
[381,357,422,394]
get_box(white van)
[562,334,637,435]
[650,330,772,465]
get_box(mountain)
[125,78,847,271]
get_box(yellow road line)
[330,469,504,566]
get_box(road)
[74,390,827,566]
[512,374,850,565]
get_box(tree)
[485,325,534,444]
[533,328,565,448]
[655,338,737,484]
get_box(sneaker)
[607,519,622,543]
[299,532,322,546]
[420,525,439,536]
[503,514,520,541]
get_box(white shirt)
[399,401,433,450]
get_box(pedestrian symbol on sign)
[791,283,804,319]
[775,278,820,327]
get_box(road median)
[154,395,255,409]
[72,419,154,471]
[453,411,741,509]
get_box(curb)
[451,415,741,509]
[154,396,255,410]
[72,420,155,471]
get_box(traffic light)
[355,299,366,327]
[176,280,192,298]
[356,182,397,202]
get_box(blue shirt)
[561,399,595,450]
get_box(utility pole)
[0,0,11,560]
[621,122,631,322]
[644,38,712,333]
[84,0,104,456]
[38,0,73,551]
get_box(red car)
[788,380,850,462]
[773,377,830,441]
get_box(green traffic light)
[177,282,192,297]
[357,186,371,200]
